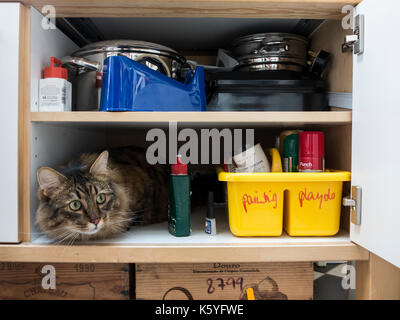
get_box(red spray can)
[298,131,325,172]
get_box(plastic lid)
[73,40,186,64]
[299,131,324,158]
[171,155,188,174]
[283,134,299,157]
[44,57,68,80]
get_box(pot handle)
[61,56,100,72]
[257,41,289,55]
[185,60,197,71]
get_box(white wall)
[30,7,78,111]
[30,7,83,238]
[30,124,107,238]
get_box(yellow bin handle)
[268,148,283,173]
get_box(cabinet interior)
[30,122,352,243]
[55,16,352,91]
[59,17,320,50]
[28,13,353,244]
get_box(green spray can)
[283,134,299,172]
[168,155,191,237]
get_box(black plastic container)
[206,70,328,111]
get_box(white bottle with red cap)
[39,57,72,112]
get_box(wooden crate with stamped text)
[135,262,313,300]
[0,262,130,300]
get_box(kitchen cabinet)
[0,0,399,300]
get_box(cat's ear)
[37,167,67,197]
[90,151,109,175]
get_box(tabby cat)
[36,147,168,243]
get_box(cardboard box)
[136,262,313,300]
[0,262,130,300]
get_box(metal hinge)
[342,14,364,55]
[343,186,362,225]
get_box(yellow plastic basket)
[218,170,351,237]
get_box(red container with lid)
[298,131,325,172]
[44,57,68,80]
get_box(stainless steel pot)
[231,33,308,72]
[61,40,186,110]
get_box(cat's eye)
[96,193,106,204]
[69,200,82,211]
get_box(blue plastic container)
[100,56,206,112]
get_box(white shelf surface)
[33,206,351,245]
[2,206,367,263]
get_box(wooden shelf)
[0,208,368,263]
[0,240,368,263]
[31,111,352,126]
[24,0,361,19]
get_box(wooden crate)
[0,262,130,300]
[136,262,313,300]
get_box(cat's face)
[36,151,131,242]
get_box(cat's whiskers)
[49,228,72,239]
[50,235,73,245]
[53,233,74,245]
[53,230,75,242]
[49,227,79,245]
[66,232,79,246]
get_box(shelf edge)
[25,0,361,19]
[0,242,369,263]
[30,111,352,124]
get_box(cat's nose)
[91,218,101,226]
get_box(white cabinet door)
[0,3,21,242]
[351,0,400,268]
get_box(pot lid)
[73,40,186,63]
[232,32,308,47]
